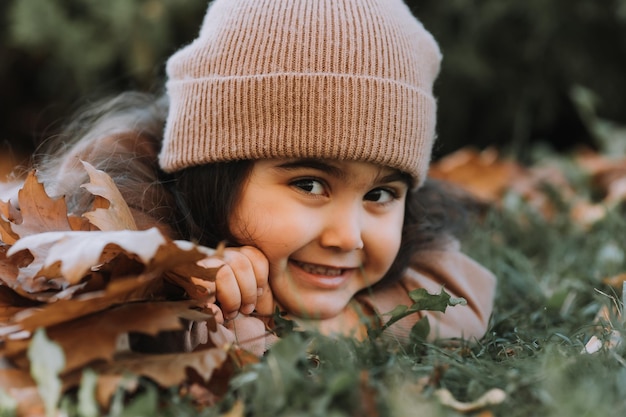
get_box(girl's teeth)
[297,262,343,276]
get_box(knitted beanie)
[159,0,442,186]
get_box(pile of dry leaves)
[0,163,249,416]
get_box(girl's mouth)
[292,260,344,276]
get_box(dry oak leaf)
[80,161,138,231]
[0,244,20,289]
[10,171,73,238]
[1,182,23,245]
[429,147,524,202]
[4,300,215,374]
[93,346,228,388]
[0,367,45,417]
[0,213,19,245]
[8,228,167,285]
[4,274,164,335]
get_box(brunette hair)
[37,93,468,285]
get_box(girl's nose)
[319,206,364,251]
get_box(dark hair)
[37,92,469,286]
[170,161,254,247]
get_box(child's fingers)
[214,265,243,319]
[197,246,269,318]
[237,246,269,289]
[198,256,244,318]
[221,249,260,314]
[254,283,274,316]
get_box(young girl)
[10,0,496,355]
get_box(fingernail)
[226,311,239,320]
[257,288,264,297]
[241,304,255,315]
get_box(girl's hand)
[197,246,272,319]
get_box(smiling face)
[229,159,409,319]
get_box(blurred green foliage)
[412,0,626,158]
[2,0,626,160]
[0,0,206,156]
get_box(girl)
[13,0,496,355]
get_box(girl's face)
[229,159,408,319]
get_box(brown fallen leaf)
[6,274,162,333]
[94,347,228,388]
[603,273,626,289]
[0,167,244,413]
[0,216,18,245]
[94,374,139,409]
[8,228,166,285]
[0,184,22,223]
[0,367,36,389]
[11,171,73,238]
[5,300,214,374]
[80,161,138,231]
[0,245,20,290]
[429,147,524,203]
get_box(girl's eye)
[364,188,397,204]
[291,179,326,195]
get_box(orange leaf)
[11,171,72,238]
[95,347,228,388]
[0,209,19,244]
[429,148,523,202]
[12,300,214,374]
[80,161,138,231]
[603,273,626,289]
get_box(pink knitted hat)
[159,0,442,186]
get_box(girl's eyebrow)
[274,159,346,180]
[378,171,412,186]
[275,159,410,186]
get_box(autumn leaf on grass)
[80,161,137,231]
[94,347,228,390]
[429,147,524,203]
[10,171,73,238]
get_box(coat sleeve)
[356,239,496,343]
